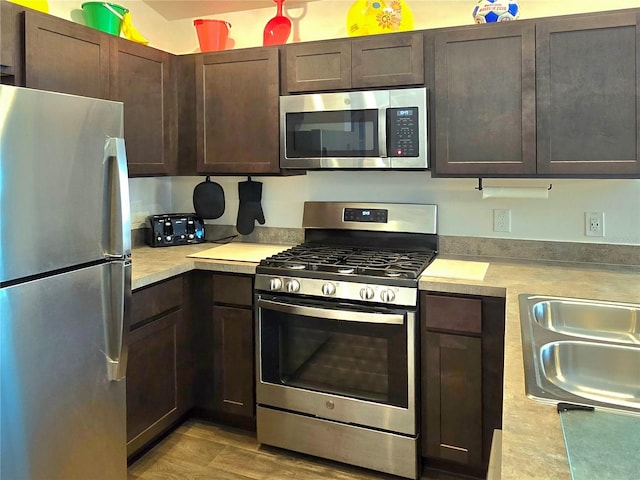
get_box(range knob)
[380,289,396,303]
[321,282,336,296]
[285,279,300,293]
[269,277,283,291]
[359,286,375,300]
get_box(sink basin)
[530,297,640,344]
[541,341,640,410]
[520,294,640,415]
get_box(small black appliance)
[146,213,205,247]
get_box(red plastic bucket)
[194,19,231,52]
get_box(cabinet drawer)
[212,274,253,307]
[131,276,183,328]
[423,293,482,334]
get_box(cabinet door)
[126,309,179,448]
[24,10,109,98]
[1,1,19,79]
[196,48,280,174]
[212,305,254,419]
[537,12,640,176]
[111,38,177,176]
[352,33,424,88]
[433,23,536,176]
[284,39,351,92]
[423,332,482,468]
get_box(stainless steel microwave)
[280,87,428,170]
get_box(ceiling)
[142,0,314,20]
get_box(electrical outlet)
[493,209,511,232]
[585,212,605,237]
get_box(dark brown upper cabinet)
[432,22,537,177]
[1,1,21,80]
[284,39,351,92]
[110,38,177,176]
[20,9,176,176]
[434,9,640,178]
[195,47,280,174]
[351,32,424,88]
[536,12,640,176]
[283,33,424,93]
[24,10,110,99]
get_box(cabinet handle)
[223,400,244,406]
[440,444,468,453]
[257,298,405,325]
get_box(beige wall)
[49,0,640,53]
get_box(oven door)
[255,294,417,436]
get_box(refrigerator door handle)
[105,137,131,259]
[106,260,131,382]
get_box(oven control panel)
[255,275,416,307]
[343,207,388,223]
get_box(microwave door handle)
[257,298,404,325]
[379,108,388,158]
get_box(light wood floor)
[128,418,408,480]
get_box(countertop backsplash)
[132,226,638,266]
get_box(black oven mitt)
[236,178,265,235]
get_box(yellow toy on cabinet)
[347,0,414,37]
[7,0,49,13]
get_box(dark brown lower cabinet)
[126,275,194,458]
[424,332,482,466]
[421,292,505,478]
[193,272,255,430]
[212,305,254,419]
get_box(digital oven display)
[343,208,388,223]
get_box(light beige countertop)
[132,244,640,478]
[131,244,262,290]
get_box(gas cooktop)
[254,202,438,305]
[258,243,436,280]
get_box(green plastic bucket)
[81,2,128,35]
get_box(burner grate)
[259,244,436,280]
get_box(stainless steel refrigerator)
[0,85,131,479]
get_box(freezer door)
[0,85,129,284]
[1,263,127,480]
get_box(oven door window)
[259,298,408,408]
[285,110,379,158]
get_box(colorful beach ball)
[347,0,414,37]
[472,0,520,23]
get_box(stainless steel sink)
[519,294,640,415]
[530,297,639,344]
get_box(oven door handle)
[257,299,405,325]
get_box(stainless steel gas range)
[254,202,438,479]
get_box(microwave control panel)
[387,107,419,157]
